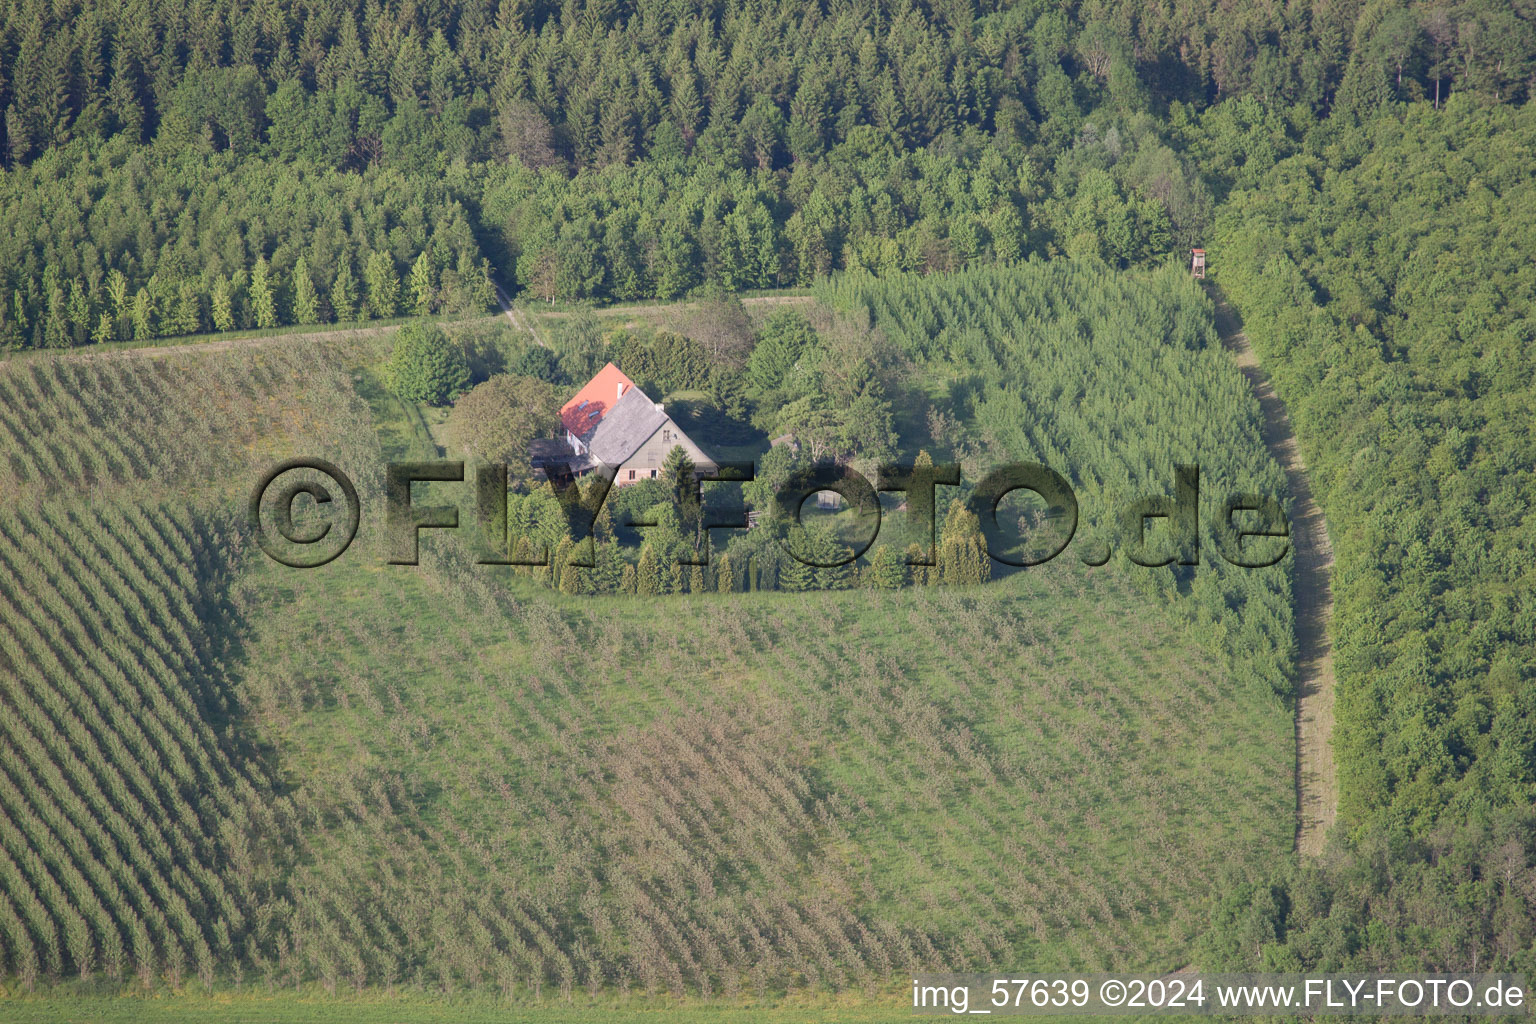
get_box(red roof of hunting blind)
[560,363,637,438]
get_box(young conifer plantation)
[0,0,1533,1019]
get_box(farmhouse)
[532,363,717,485]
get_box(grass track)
[1205,283,1337,854]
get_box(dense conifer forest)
[2,0,1533,346]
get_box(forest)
[0,0,1534,1014]
[2,0,1534,346]
[1201,99,1536,972]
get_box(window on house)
[662,429,671,443]
[650,469,657,477]
[627,469,636,480]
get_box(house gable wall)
[614,418,716,484]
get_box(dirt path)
[492,281,548,348]
[1207,283,1337,856]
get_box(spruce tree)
[410,251,435,314]
[43,282,68,347]
[67,280,91,345]
[11,291,29,340]
[43,310,69,348]
[553,536,574,586]
[331,261,359,321]
[778,542,815,592]
[905,543,931,586]
[365,251,401,319]
[590,542,623,593]
[635,544,660,595]
[747,310,815,397]
[662,445,699,527]
[107,47,144,141]
[105,269,128,336]
[812,529,854,590]
[130,287,155,339]
[249,256,279,329]
[474,257,498,311]
[292,256,321,323]
[866,545,907,589]
[210,275,235,332]
[171,281,202,335]
[938,500,990,586]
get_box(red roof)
[561,362,636,438]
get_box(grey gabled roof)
[587,385,668,465]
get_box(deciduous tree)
[385,321,470,405]
[447,373,561,481]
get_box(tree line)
[0,144,496,349]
